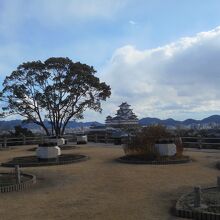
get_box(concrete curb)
[116,156,191,165]
[1,155,89,167]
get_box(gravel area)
[0,173,30,187]
[0,144,219,220]
[178,187,220,213]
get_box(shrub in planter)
[155,139,177,156]
[45,136,65,146]
[36,142,61,160]
[155,139,174,144]
[38,142,57,147]
[123,125,172,160]
[76,134,87,144]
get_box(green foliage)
[123,125,172,158]
[1,57,111,136]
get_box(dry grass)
[0,144,219,220]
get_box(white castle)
[105,102,139,127]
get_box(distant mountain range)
[0,120,102,131]
[1,115,220,131]
[139,115,220,126]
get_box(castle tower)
[105,102,139,127]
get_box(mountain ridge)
[139,115,220,126]
[0,115,220,131]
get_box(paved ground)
[0,144,219,220]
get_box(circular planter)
[76,135,87,144]
[57,138,65,146]
[1,154,89,167]
[36,146,61,161]
[117,155,191,165]
[45,138,65,146]
[0,172,36,193]
[155,143,177,156]
[28,145,78,151]
[175,187,220,219]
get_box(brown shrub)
[123,125,172,159]
[174,136,183,157]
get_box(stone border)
[116,156,191,165]
[1,154,89,167]
[0,172,36,193]
[175,187,220,220]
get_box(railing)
[87,133,114,143]
[0,133,115,148]
[0,134,77,149]
[181,136,220,149]
[1,134,220,149]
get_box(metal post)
[198,135,202,149]
[194,186,201,208]
[3,137,7,148]
[23,135,26,145]
[41,135,44,144]
[15,165,21,184]
[105,133,108,144]
[217,176,220,188]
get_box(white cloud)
[129,20,136,25]
[100,26,220,120]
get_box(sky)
[1,0,220,122]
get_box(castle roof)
[119,102,130,107]
[105,102,138,126]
